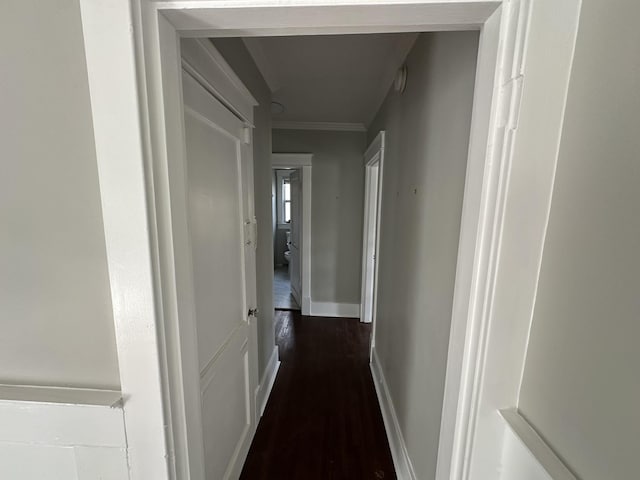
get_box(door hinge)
[244,217,258,250]
[248,308,259,318]
[243,126,252,145]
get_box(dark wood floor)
[240,311,396,480]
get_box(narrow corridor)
[240,311,395,479]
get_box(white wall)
[272,129,366,306]
[0,0,119,389]
[368,31,478,479]
[212,39,276,377]
[518,1,640,478]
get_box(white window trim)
[275,169,292,227]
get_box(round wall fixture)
[270,101,285,115]
[394,65,408,94]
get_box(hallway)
[240,311,396,479]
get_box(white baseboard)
[256,346,280,417]
[302,296,311,316]
[309,301,360,318]
[370,348,416,480]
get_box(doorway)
[272,153,313,315]
[273,168,301,310]
[360,132,384,329]
[80,2,537,479]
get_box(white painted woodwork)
[360,132,385,325]
[460,1,584,478]
[501,431,554,480]
[289,169,302,305]
[300,165,313,315]
[517,1,640,478]
[499,409,576,480]
[0,386,128,480]
[78,1,171,478]
[77,0,566,476]
[182,69,258,480]
[435,9,502,478]
[272,154,313,316]
[255,346,281,417]
[164,2,500,37]
[181,38,258,124]
[308,301,361,318]
[370,348,416,479]
[0,384,122,407]
[360,165,380,324]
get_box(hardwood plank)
[240,311,396,479]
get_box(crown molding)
[272,121,367,132]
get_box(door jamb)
[360,132,385,343]
[77,1,544,479]
[272,153,313,315]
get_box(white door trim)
[181,38,258,124]
[77,2,172,479]
[360,132,384,332]
[76,1,572,479]
[272,154,313,315]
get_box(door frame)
[272,153,313,315]
[360,132,384,334]
[76,1,555,479]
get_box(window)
[282,178,291,223]
[276,170,293,225]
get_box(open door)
[182,67,259,479]
[289,169,302,305]
[360,132,385,327]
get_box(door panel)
[182,70,257,479]
[185,111,245,371]
[200,327,251,480]
[289,170,302,303]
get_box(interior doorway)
[80,1,536,478]
[272,154,313,315]
[360,132,384,328]
[273,167,301,310]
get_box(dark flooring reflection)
[240,311,396,480]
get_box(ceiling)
[242,33,419,128]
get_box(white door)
[289,169,302,305]
[361,132,385,325]
[182,70,259,480]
